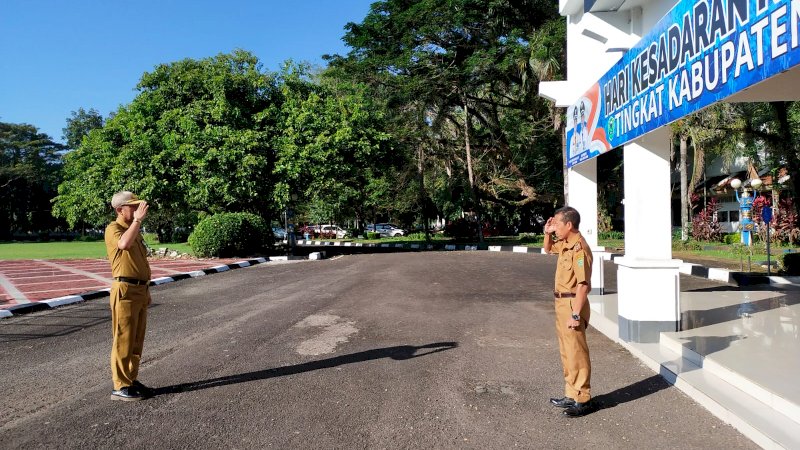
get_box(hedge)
[188,212,271,257]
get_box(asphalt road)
[0,252,757,449]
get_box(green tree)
[274,63,394,227]
[733,102,800,218]
[62,107,104,150]
[0,122,65,238]
[328,0,565,235]
[54,50,283,241]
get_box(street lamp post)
[730,177,763,272]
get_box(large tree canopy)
[53,51,398,238]
[327,0,566,230]
[274,64,395,226]
[54,50,283,239]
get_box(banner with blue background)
[566,0,800,168]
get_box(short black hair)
[555,206,581,229]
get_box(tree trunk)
[688,144,705,214]
[680,135,689,241]
[463,98,484,243]
[418,144,430,241]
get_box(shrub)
[672,239,702,251]
[599,231,624,240]
[444,218,479,241]
[75,234,102,242]
[691,198,723,242]
[188,212,270,257]
[782,252,800,275]
[723,233,741,245]
[365,231,381,239]
[773,198,800,245]
[171,227,192,243]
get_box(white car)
[367,223,406,237]
[319,225,348,239]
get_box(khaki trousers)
[555,297,591,403]
[110,282,150,390]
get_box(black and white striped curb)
[0,257,271,319]
[487,245,545,254]
[485,245,800,287]
[296,240,482,251]
[677,261,800,286]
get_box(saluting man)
[104,191,154,401]
[543,206,594,417]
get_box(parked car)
[318,225,348,239]
[366,223,406,237]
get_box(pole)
[766,223,771,276]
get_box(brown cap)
[111,191,145,208]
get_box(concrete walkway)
[589,267,800,449]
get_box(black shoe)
[549,396,576,408]
[111,386,144,401]
[131,380,153,398]
[563,401,593,417]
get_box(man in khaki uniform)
[104,191,153,401]
[543,206,594,417]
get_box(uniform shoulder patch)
[574,241,582,252]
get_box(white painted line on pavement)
[35,259,114,284]
[0,272,31,304]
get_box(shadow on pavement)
[592,375,671,411]
[153,341,459,396]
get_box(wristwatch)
[571,313,580,321]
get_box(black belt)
[554,292,576,298]
[114,277,149,286]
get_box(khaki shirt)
[105,217,151,281]
[550,231,593,294]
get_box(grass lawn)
[0,240,193,260]
[0,241,108,260]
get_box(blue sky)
[0,0,374,143]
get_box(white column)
[615,127,682,342]
[568,158,608,294]
[568,158,598,248]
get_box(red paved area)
[0,258,250,310]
